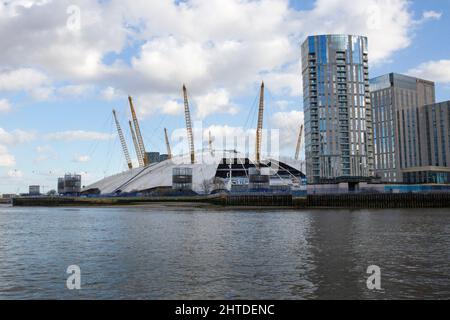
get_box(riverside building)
[369,73,450,183]
[301,35,374,185]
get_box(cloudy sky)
[0,0,449,194]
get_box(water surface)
[0,204,449,299]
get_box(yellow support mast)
[183,85,195,164]
[255,81,265,165]
[208,130,214,156]
[128,96,149,166]
[295,124,304,161]
[129,120,144,168]
[164,128,172,160]
[112,109,133,170]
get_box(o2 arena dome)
[82,150,305,196]
[83,83,305,196]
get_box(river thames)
[0,204,449,300]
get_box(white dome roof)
[83,150,248,194]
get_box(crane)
[164,128,172,160]
[113,109,133,170]
[183,85,195,164]
[295,124,304,161]
[255,81,265,165]
[128,96,149,166]
[129,120,144,167]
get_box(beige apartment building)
[371,73,450,184]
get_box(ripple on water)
[0,207,449,299]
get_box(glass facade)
[301,35,373,184]
[370,73,438,183]
[403,170,450,184]
[418,101,450,168]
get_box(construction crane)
[183,85,195,164]
[255,81,265,165]
[295,124,304,161]
[164,128,172,159]
[112,109,133,170]
[128,96,149,166]
[129,120,144,167]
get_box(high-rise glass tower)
[301,35,374,184]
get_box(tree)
[201,179,212,195]
[47,190,57,196]
[212,177,226,190]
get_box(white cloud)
[264,68,300,97]
[30,86,54,101]
[0,0,437,116]
[0,127,36,167]
[0,99,11,112]
[0,0,442,164]
[297,0,415,64]
[72,155,91,163]
[33,155,51,164]
[0,145,16,167]
[162,100,184,116]
[131,93,183,117]
[274,100,290,110]
[108,0,426,114]
[0,128,36,145]
[33,145,57,163]
[0,68,48,92]
[271,110,304,150]
[45,130,115,142]
[0,0,126,80]
[421,10,442,21]
[57,84,90,97]
[101,86,124,101]
[194,89,238,120]
[407,60,450,83]
[36,145,53,153]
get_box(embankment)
[11,192,450,208]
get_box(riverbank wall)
[11,192,450,208]
[11,195,225,207]
[302,193,450,209]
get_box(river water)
[0,204,449,300]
